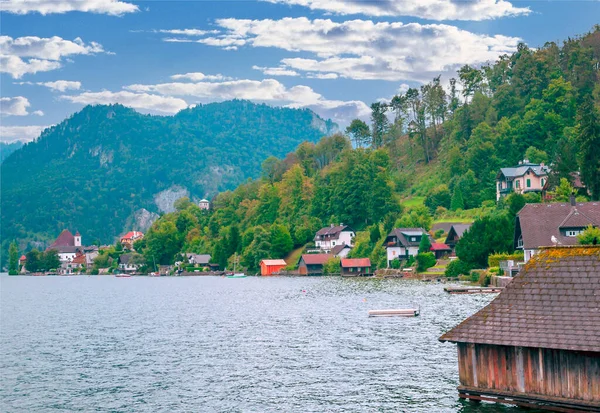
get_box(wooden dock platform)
[368,308,419,317]
[444,286,503,294]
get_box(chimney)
[570,194,576,206]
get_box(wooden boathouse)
[439,246,600,412]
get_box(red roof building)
[120,231,144,250]
[260,259,287,276]
[430,243,452,259]
[298,253,332,275]
[341,258,371,276]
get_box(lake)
[0,275,533,412]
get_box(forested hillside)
[1,100,336,257]
[0,142,24,163]
[135,28,600,273]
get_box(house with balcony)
[314,224,355,252]
[496,160,550,201]
[384,228,432,266]
[514,197,600,262]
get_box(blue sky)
[1,0,599,142]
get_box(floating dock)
[444,286,503,294]
[368,308,419,317]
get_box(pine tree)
[450,186,465,211]
[8,241,19,275]
[418,233,432,254]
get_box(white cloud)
[252,65,299,77]
[1,0,138,15]
[32,110,44,116]
[0,125,49,142]
[158,29,218,36]
[196,18,522,82]
[307,73,339,79]
[170,72,232,82]
[262,0,529,20]
[38,80,82,91]
[0,36,106,78]
[60,91,189,114]
[1,96,31,116]
[125,77,370,127]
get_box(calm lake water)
[1,275,534,412]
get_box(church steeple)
[74,231,82,247]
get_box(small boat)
[115,273,131,278]
[368,307,420,317]
[226,254,246,278]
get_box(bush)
[323,257,341,275]
[487,252,525,268]
[470,269,486,283]
[8,270,18,275]
[416,252,436,272]
[479,272,491,287]
[445,259,472,277]
[390,258,401,269]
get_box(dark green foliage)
[424,185,451,213]
[450,186,465,211]
[416,252,436,272]
[418,234,432,254]
[390,258,401,269]
[8,241,18,275]
[25,249,60,272]
[1,100,335,249]
[345,119,371,148]
[445,259,472,277]
[575,96,600,200]
[369,225,381,244]
[269,224,293,258]
[455,212,514,268]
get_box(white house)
[384,228,431,266]
[199,199,210,210]
[314,224,355,252]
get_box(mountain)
[1,100,337,249]
[0,141,24,163]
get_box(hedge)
[416,252,436,272]
[487,252,524,268]
[445,259,472,277]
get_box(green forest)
[1,100,336,264]
[132,27,600,274]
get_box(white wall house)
[314,224,355,252]
[384,228,430,267]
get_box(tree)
[575,96,600,200]
[323,257,341,275]
[416,252,436,272]
[42,250,60,270]
[455,213,514,268]
[25,249,41,272]
[577,225,600,245]
[424,185,451,213]
[270,224,293,258]
[345,119,371,148]
[524,146,548,164]
[369,225,381,244]
[450,186,465,211]
[370,102,389,148]
[550,177,575,202]
[8,241,19,275]
[418,234,432,254]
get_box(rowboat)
[115,273,131,278]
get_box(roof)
[49,229,74,248]
[440,246,600,353]
[314,224,354,240]
[121,231,144,240]
[498,163,549,179]
[199,199,209,203]
[300,254,333,265]
[341,258,371,268]
[19,255,26,260]
[71,254,86,264]
[50,245,81,253]
[448,224,471,238]
[430,243,451,251]
[386,228,427,247]
[260,259,287,266]
[188,253,211,264]
[516,202,600,249]
[331,244,351,256]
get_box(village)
[12,160,600,286]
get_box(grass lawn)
[433,217,474,224]
[284,244,306,269]
[401,196,425,208]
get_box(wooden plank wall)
[457,343,600,403]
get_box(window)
[411,237,416,242]
[516,180,520,188]
[526,179,531,188]
[541,178,545,187]
[566,230,581,237]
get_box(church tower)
[74,231,82,247]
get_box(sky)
[1,0,599,143]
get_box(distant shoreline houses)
[45,229,99,275]
[496,159,549,201]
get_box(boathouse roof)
[439,246,600,353]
